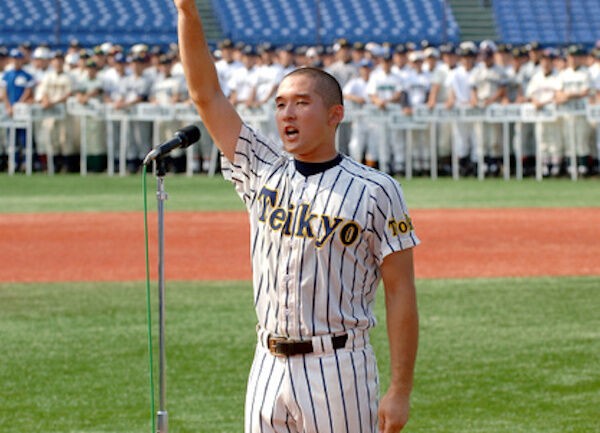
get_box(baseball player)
[525,48,563,177]
[557,44,594,176]
[470,40,508,176]
[173,1,419,433]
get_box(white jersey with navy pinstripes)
[225,123,420,340]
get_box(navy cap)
[113,52,127,63]
[278,43,295,53]
[9,48,24,59]
[567,44,587,56]
[359,58,374,68]
[241,45,258,56]
[218,39,235,49]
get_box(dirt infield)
[1,208,598,283]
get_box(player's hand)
[378,388,410,433]
[172,0,195,11]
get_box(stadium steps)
[196,0,224,42]
[447,0,498,42]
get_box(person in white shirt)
[556,44,594,176]
[446,41,479,176]
[36,51,76,172]
[470,40,508,176]
[427,43,457,175]
[366,50,404,174]
[404,50,431,175]
[525,48,563,176]
[215,39,243,98]
[343,59,375,165]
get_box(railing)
[1,99,598,180]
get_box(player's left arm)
[378,248,419,433]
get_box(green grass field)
[1,174,599,433]
[1,173,599,212]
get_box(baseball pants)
[245,330,379,433]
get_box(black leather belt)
[268,334,348,357]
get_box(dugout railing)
[1,99,597,180]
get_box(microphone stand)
[155,157,168,433]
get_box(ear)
[328,104,345,127]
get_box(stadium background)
[2,0,600,49]
[1,2,600,433]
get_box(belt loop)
[311,335,324,355]
[321,334,334,354]
[257,326,270,348]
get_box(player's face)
[275,74,339,162]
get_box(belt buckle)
[268,336,288,358]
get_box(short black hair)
[282,67,343,108]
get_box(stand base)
[157,410,168,433]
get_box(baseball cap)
[218,39,235,49]
[353,41,366,51]
[424,46,440,59]
[32,46,51,60]
[278,43,295,53]
[113,52,128,64]
[85,59,99,69]
[567,44,587,56]
[479,40,498,54]
[541,47,558,59]
[394,43,408,54]
[9,48,24,59]
[358,58,374,68]
[408,50,425,62]
[458,41,478,57]
[333,38,351,52]
[439,42,457,55]
[241,44,258,56]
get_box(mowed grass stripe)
[1,276,599,433]
[1,174,599,213]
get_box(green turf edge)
[1,174,599,213]
[1,275,598,433]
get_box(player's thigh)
[293,348,379,433]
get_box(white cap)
[408,50,425,62]
[65,52,80,65]
[32,46,51,60]
[424,47,440,59]
[479,40,498,53]
[100,42,113,54]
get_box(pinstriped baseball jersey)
[224,124,420,339]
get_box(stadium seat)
[0,0,177,48]
[493,0,600,45]
[211,0,460,46]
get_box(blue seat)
[0,0,177,48]
[211,0,460,45]
[494,0,600,45]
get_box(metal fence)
[2,99,599,180]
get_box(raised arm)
[174,0,242,162]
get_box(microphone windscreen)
[178,125,201,146]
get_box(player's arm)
[378,248,419,433]
[173,0,241,162]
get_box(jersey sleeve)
[221,123,283,207]
[368,176,420,265]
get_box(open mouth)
[284,126,299,140]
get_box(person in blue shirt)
[1,49,35,171]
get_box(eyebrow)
[275,92,312,102]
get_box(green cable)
[142,164,156,433]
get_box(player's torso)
[248,158,380,338]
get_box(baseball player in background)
[173,1,420,432]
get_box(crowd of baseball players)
[2,37,600,177]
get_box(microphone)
[143,125,201,165]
